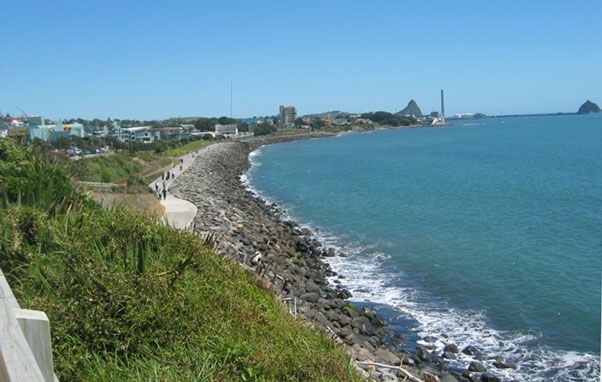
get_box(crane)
[16,107,31,119]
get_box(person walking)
[162,188,167,200]
[154,182,159,193]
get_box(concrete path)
[149,150,200,231]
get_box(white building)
[215,124,238,138]
[119,126,155,143]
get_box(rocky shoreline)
[170,136,502,382]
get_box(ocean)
[245,114,601,381]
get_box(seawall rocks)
[170,139,473,382]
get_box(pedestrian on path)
[162,188,167,200]
[154,182,159,193]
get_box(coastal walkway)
[149,150,200,231]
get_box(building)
[151,126,184,141]
[119,126,155,143]
[279,105,297,127]
[25,116,43,126]
[63,123,85,138]
[214,123,238,138]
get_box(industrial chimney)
[440,89,445,117]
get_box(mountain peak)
[397,99,423,117]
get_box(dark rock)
[338,314,351,326]
[443,343,459,353]
[351,316,371,330]
[304,280,321,294]
[416,347,431,361]
[480,372,501,382]
[337,289,352,299]
[462,371,480,382]
[462,345,482,358]
[442,351,456,359]
[468,361,487,373]
[300,292,320,303]
[492,358,516,369]
[439,373,460,382]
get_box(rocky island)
[577,100,600,114]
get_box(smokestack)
[440,89,445,117]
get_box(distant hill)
[577,100,600,114]
[397,100,423,117]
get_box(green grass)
[71,153,144,182]
[162,139,214,158]
[273,129,312,136]
[0,138,361,381]
[71,153,172,184]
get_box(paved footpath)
[149,150,200,231]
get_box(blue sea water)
[246,114,602,381]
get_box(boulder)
[374,348,401,366]
[416,347,431,362]
[462,345,482,358]
[468,361,487,373]
[492,358,516,369]
[480,372,501,382]
[442,351,456,360]
[300,292,320,303]
[443,343,458,353]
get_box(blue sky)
[1,0,600,120]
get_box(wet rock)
[442,351,456,359]
[492,358,516,369]
[416,347,431,362]
[462,345,482,358]
[480,372,501,382]
[468,361,487,373]
[443,343,458,353]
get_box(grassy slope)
[72,153,170,183]
[162,140,214,158]
[0,139,360,381]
